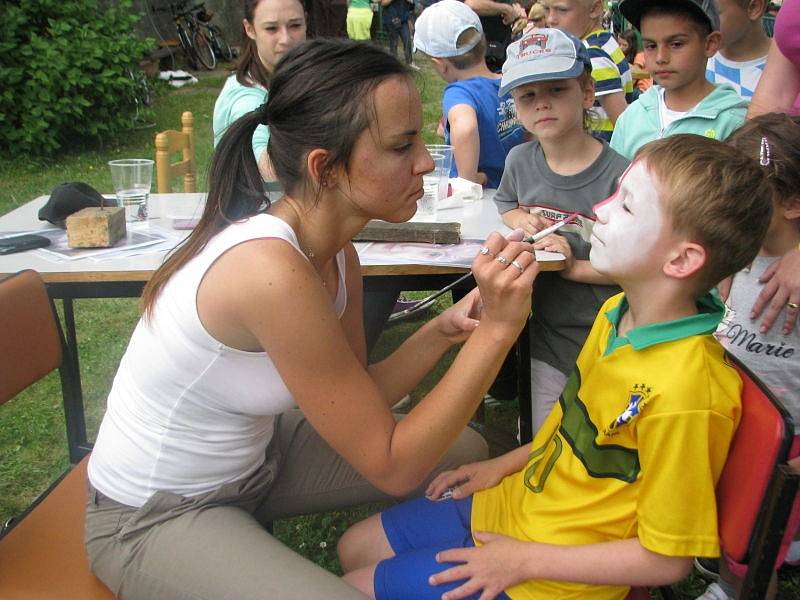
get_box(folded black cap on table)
[38,182,107,228]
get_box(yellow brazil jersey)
[471,292,742,599]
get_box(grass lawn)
[1,50,798,599]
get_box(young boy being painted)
[337,134,773,600]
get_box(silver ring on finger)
[788,302,800,310]
[510,259,524,273]
[479,246,495,257]
[496,255,509,265]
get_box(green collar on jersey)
[603,291,725,355]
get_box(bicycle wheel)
[192,30,216,70]
[209,25,234,61]
[177,23,198,69]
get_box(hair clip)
[760,136,771,167]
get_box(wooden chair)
[154,111,196,193]
[0,270,116,599]
[628,354,799,599]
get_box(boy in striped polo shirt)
[542,0,635,141]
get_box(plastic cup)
[419,145,454,218]
[108,159,154,221]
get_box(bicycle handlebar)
[149,1,208,19]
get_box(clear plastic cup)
[418,145,454,218]
[108,159,154,221]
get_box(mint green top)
[350,0,370,7]
[213,74,269,161]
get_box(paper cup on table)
[419,144,454,219]
[108,159,154,221]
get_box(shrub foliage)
[0,0,152,156]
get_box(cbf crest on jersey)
[604,383,651,436]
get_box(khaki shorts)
[85,409,487,600]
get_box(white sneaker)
[695,582,734,600]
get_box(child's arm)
[599,91,627,125]
[448,104,487,186]
[464,0,523,24]
[431,535,691,599]
[425,444,531,501]
[534,233,617,285]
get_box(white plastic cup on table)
[419,144,454,218]
[108,159,154,222]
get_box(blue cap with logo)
[499,28,592,96]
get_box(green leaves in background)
[0,0,152,155]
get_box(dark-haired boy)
[414,0,525,188]
[610,0,747,160]
[338,134,774,600]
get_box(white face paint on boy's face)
[589,160,667,278]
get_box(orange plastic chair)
[713,355,798,597]
[628,354,799,599]
[0,270,115,599]
[155,111,196,193]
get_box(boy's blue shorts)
[374,495,512,600]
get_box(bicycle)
[192,3,234,62]
[153,1,216,70]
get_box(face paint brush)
[387,214,578,323]
[522,212,580,243]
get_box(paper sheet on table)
[356,239,563,268]
[0,225,175,262]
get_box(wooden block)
[354,221,461,244]
[66,207,127,248]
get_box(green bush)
[0,0,152,156]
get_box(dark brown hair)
[141,39,410,317]
[726,113,800,210]
[619,28,639,65]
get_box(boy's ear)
[663,241,707,281]
[747,0,768,20]
[588,0,604,21]
[582,77,596,109]
[782,196,800,220]
[704,31,722,57]
[430,57,448,77]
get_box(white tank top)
[88,214,347,507]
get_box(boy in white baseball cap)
[413,0,525,189]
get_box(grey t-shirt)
[716,256,800,431]
[494,140,629,374]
